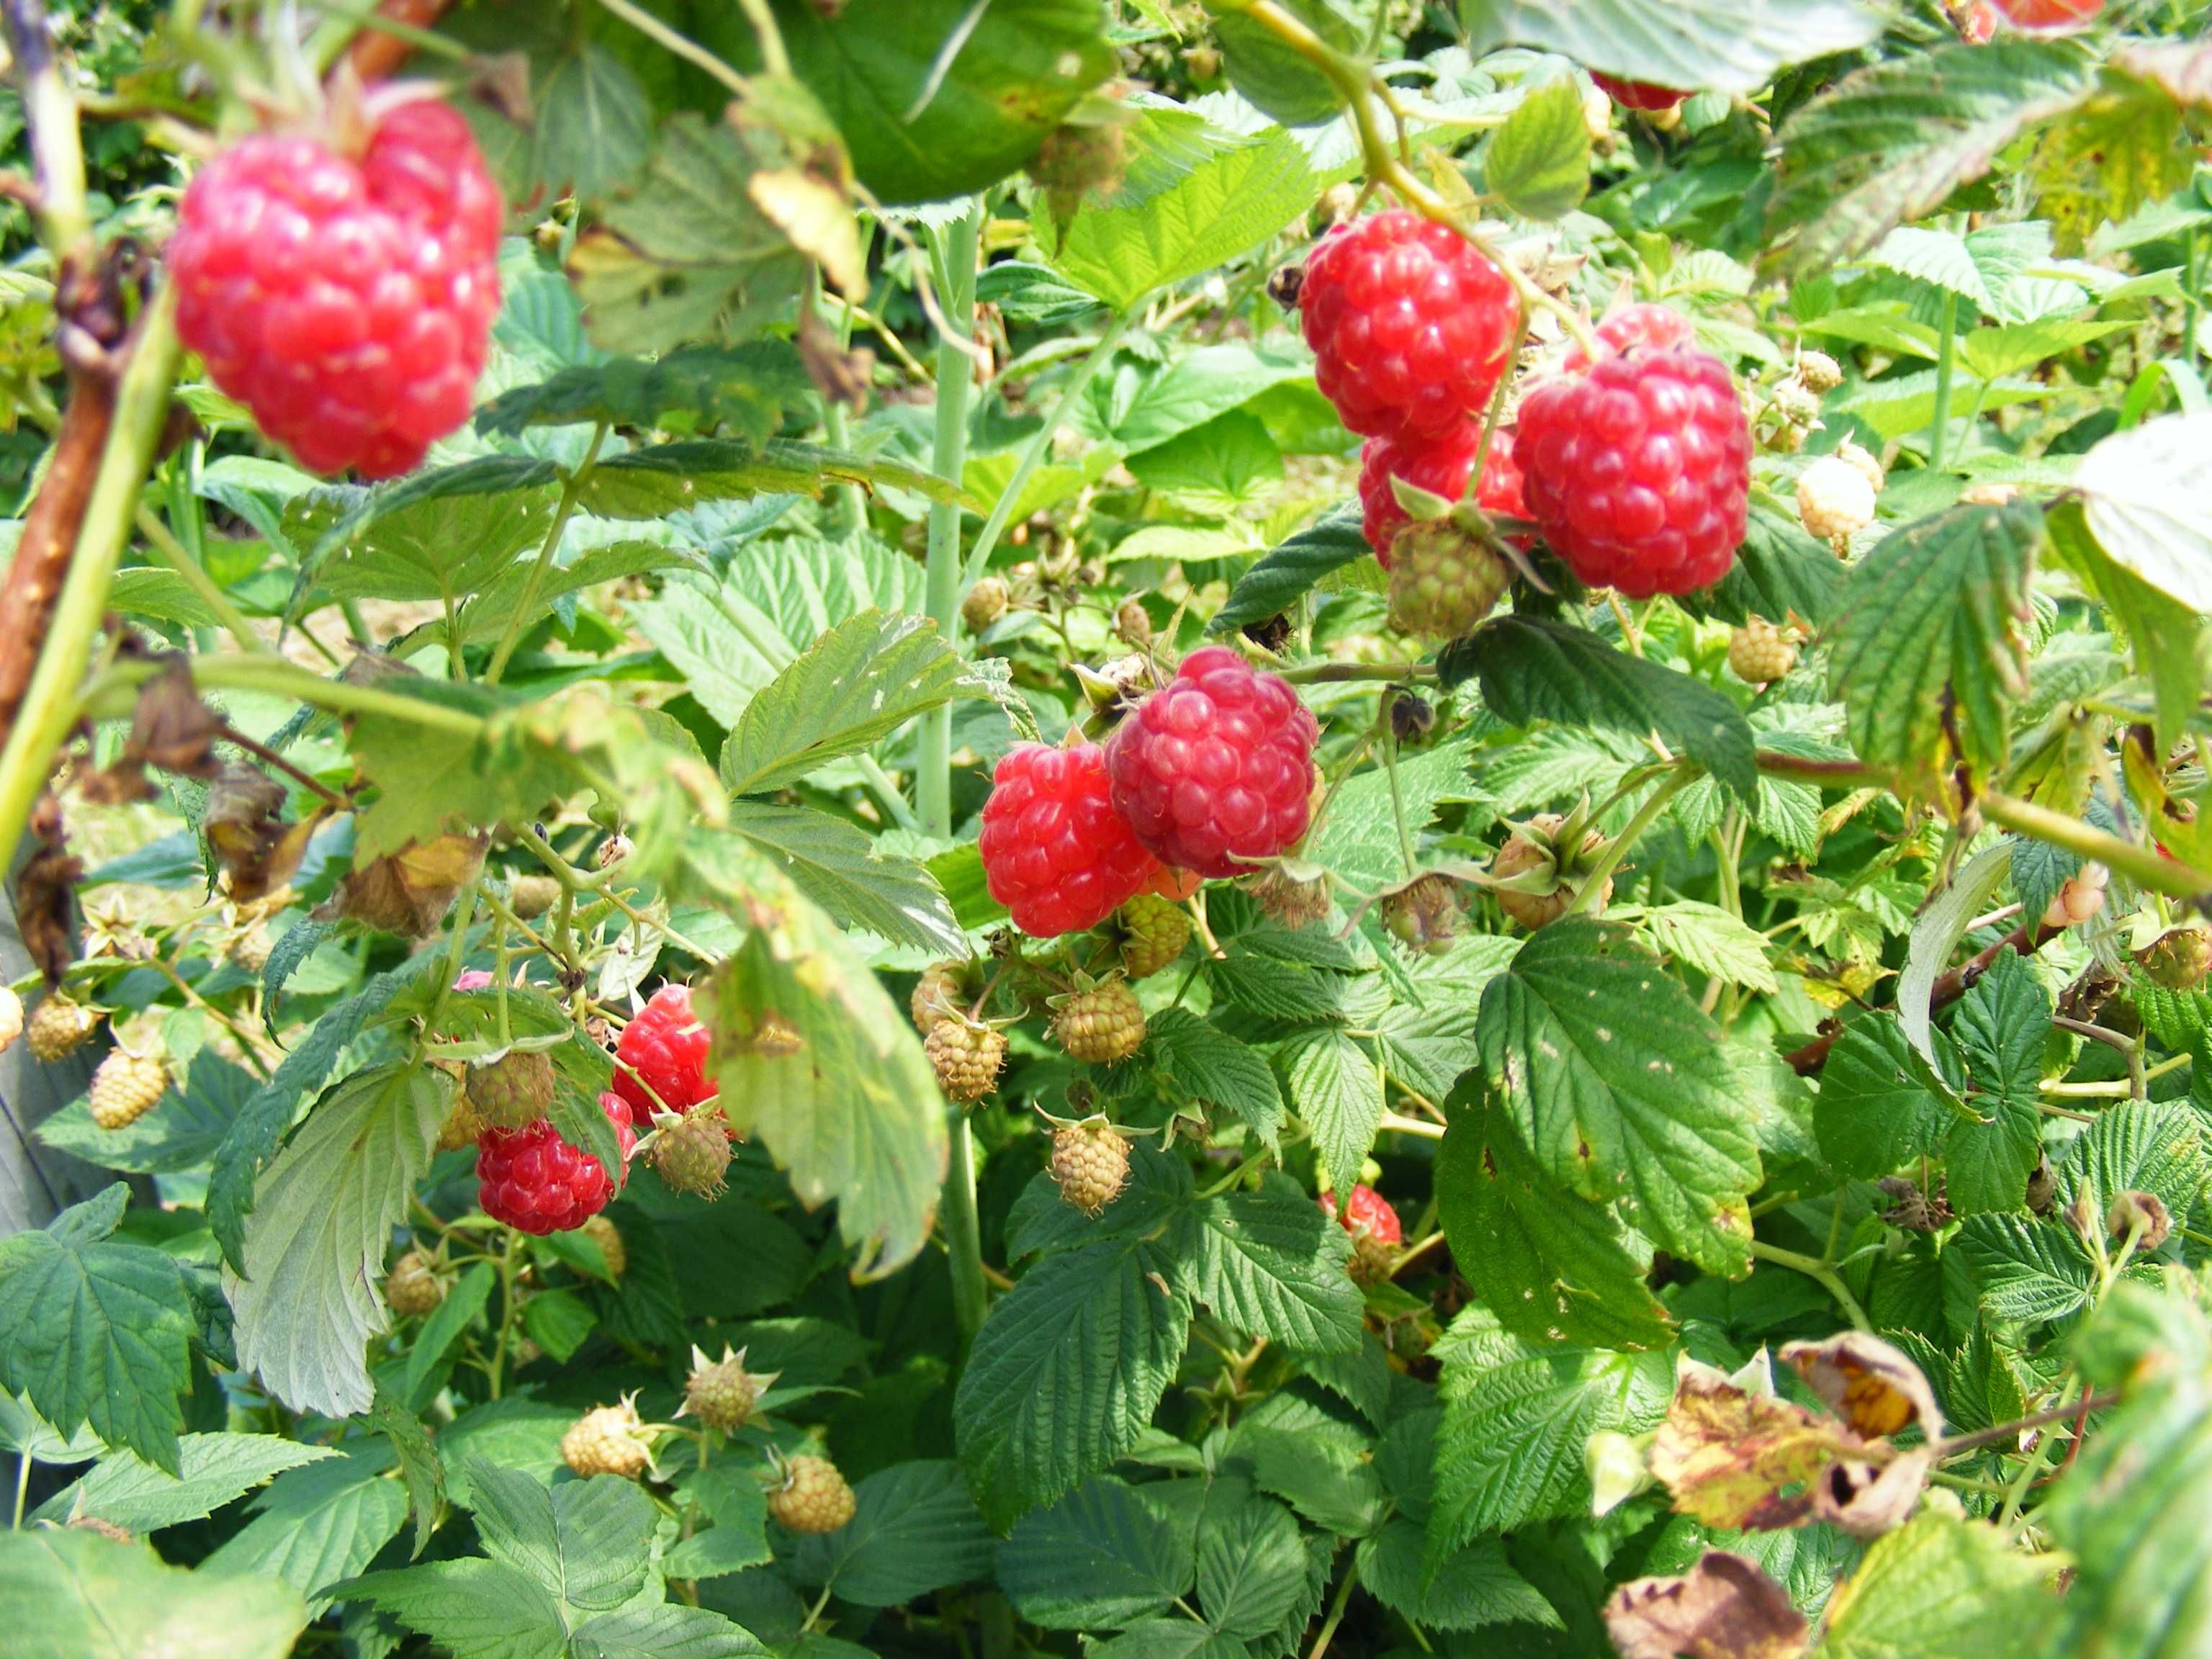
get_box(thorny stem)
[943,1113,990,1359]
[1929,290,1959,472]
[485,423,608,683]
[919,199,982,839]
[1934,1392,2121,1460]
[1748,1239,1871,1333]
[1305,1560,1361,1659]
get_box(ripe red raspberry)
[1321,1184,1403,1246]
[454,969,496,992]
[1105,647,1319,879]
[477,1091,636,1235]
[1359,423,1527,566]
[1992,0,2099,25]
[1297,210,1516,441]
[169,99,503,480]
[981,742,1162,938]
[1568,302,1698,371]
[1591,73,1690,111]
[1516,324,1750,598]
[613,983,714,1116]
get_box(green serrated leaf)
[579,438,965,518]
[1196,1492,1308,1638]
[338,1557,567,1659]
[1947,951,2049,1215]
[1815,1013,1959,1182]
[1825,502,2038,784]
[225,1064,450,1419]
[1192,1186,1364,1355]
[728,801,963,957]
[1817,1509,2052,1658]
[1282,1027,1385,1203]
[1954,1213,2096,1327]
[1144,1010,1285,1145]
[1464,0,1883,96]
[1485,76,1589,220]
[997,1475,1195,1629]
[1358,1520,1560,1632]
[1209,503,1367,634]
[1475,920,1760,1274]
[35,1432,334,1535]
[36,1048,251,1174]
[1444,615,1759,801]
[199,1449,410,1614]
[786,1460,993,1606]
[0,1529,307,1659]
[0,1187,197,1473]
[476,343,815,443]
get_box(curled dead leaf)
[1650,1353,1869,1532]
[1807,1446,1933,1537]
[323,832,487,937]
[1604,1550,1809,1659]
[1781,1331,1944,1442]
[16,798,81,984]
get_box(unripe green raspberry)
[2139,925,2212,991]
[465,1049,556,1130]
[89,1051,168,1130]
[768,1453,856,1534]
[385,1249,446,1318]
[1727,616,1798,685]
[561,1398,654,1479]
[578,1213,626,1278]
[1051,1119,1132,1215]
[1795,350,1844,393]
[649,1106,733,1197]
[961,577,1009,634]
[509,874,563,920]
[435,1091,487,1152]
[910,960,974,1033]
[681,1343,775,1431]
[1117,894,1192,979]
[1053,981,1146,1065]
[1797,454,1877,547]
[1386,523,1509,640]
[1382,874,1465,955]
[926,1018,1007,1103]
[27,994,99,1062]
[1493,814,1611,931]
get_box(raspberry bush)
[0,2,2208,1655]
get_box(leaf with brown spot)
[1605,1551,1809,1659]
[1650,1354,1873,1531]
[1808,1447,1933,1538]
[1781,1331,1944,1441]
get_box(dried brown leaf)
[1781,1331,1945,1441]
[1606,1551,1810,1659]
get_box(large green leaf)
[198,1449,410,1614]
[751,0,1113,203]
[1954,1213,2096,1327]
[477,343,814,444]
[2051,498,2204,751]
[1208,504,1368,634]
[720,610,969,796]
[1195,1493,1310,1638]
[578,438,966,518]
[0,1529,307,1659]
[1282,1027,1385,1205]
[1036,108,1318,312]
[1825,502,2039,784]
[1473,920,1761,1275]
[1462,0,1883,96]
[0,1186,199,1473]
[727,801,964,956]
[1768,40,2100,274]
[1428,1312,1671,1551]
[1191,1186,1364,1355]
[697,843,948,1276]
[35,1433,333,1535]
[1444,615,1759,801]
[224,1064,450,1419]
[1816,1510,2052,1658]
[997,1475,1195,1628]
[1357,1521,1560,1632]
[953,1233,1192,1530]
[1946,951,2049,1216]
[465,1460,656,1617]
[1814,1012,1959,1182]
[1436,1087,1673,1352]
[1143,1010,1285,1144]
[788,1461,995,1607]
[336,1558,568,1659]
[1483,76,1589,221]
[2074,413,2212,616]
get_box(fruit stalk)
[920,199,982,839]
[1929,289,1959,470]
[943,1114,989,1354]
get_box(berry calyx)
[1492,812,1614,930]
[1104,647,1319,879]
[170,100,503,480]
[769,1453,857,1534]
[2139,925,2212,991]
[464,1048,556,1130]
[1321,1183,1403,1285]
[1591,73,1691,112]
[681,1344,776,1432]
[1727,616,1799,686]
[477,1092,636,1235]
[648,1104,734,1197]
[561,1397,655,1480]
[578,1213,627,1279]
[1797,454,1879,549]
[1382,873,1466,955]
[981,742,1164,938]
[1387,522,1511,641]
[1297,210,1516,441]
[2040,863,2108,930]
[89,1051,168,1130]
[1246,868,1332,928]
[384,1248,446,1318]
[613,983,714,1117]
[1051,1119,1133,1215]
[926,1018,1007,1104]
[1517,313,1752,598]
[1358,423,1527,567]
[1053,981,1147,1066]
[27,994,99,1062]
[1115,893,1193,980]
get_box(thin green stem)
[12,1450,28,1529]
[1565,769,1691,918]
[959,307,1136,588]
[0,283,181,868]
[918,199,982,839]
[1749,1238,1871,1332]
[84,651,490,737]
[1982,789,2212,904]
[943,1114,989,1357]
[1305,1560,1360,1659]
[1929,290,1959,471]
[1,1,91,258]
[595,0,770,86]
[486,1229,523,1401]
[1382,731,1417,876]
[134,503,271,656]
[486,423,607,683]
[2187,228,2202,367]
